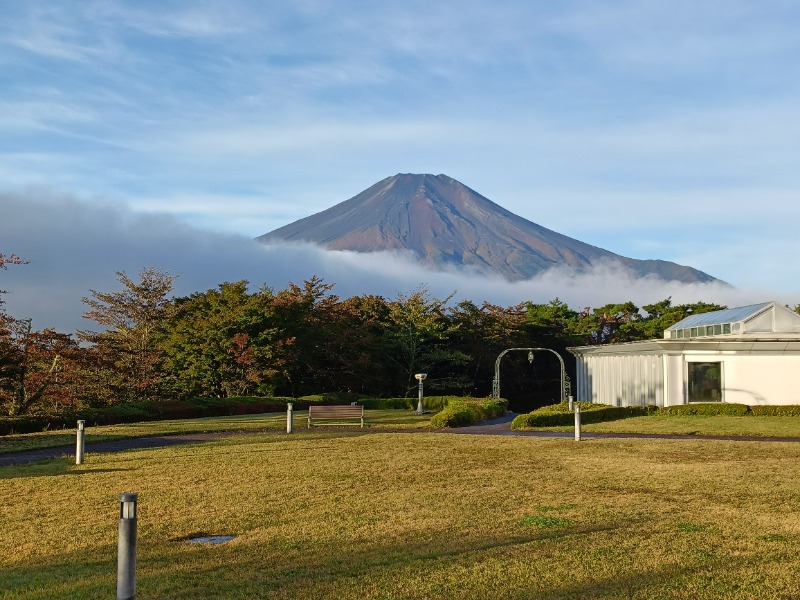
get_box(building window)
[688,362,723,403]
[723,323,731,334]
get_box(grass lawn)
[2,430,800,599]
[0,409,433,454]
[527,414,800,438]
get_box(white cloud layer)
[0,190,785,334]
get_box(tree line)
[1,256,734,416]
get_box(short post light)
[76,420,86,465]
[117,493,138,600]
[286,403,294,434]
[568,395,574,413]
[414,373,427,414]
[574,404,582,442]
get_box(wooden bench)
[307,405,364,428]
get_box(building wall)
[577,349,800,407]
[576,353,664,407]
[683,353,800,405]
[663,354,685,406]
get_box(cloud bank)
[0,189,782,333]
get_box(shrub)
[658,403,749,416]
[511,402,653,429]
[749,405,800,417]
[357,395,475,411]
[429,397,508,428]
[359,397,415,410]
[0,415,70,435]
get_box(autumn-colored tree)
[268,276,343,396]
[0,253,85,415]
[79,267,177,403]
[0,320,81,416]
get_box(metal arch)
[492,347,569,403]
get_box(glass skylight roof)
[665,302,773,331]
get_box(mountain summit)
[257,173,717,283]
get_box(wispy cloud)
[2,1,800,299]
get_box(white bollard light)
[568,395,574,413]
[117,493,138,600]
[574,404,582,442]
[76,420,86,465]
[286,403,294,434]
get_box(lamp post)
[492,348,569,403]
[117,493,138,600]
[414,373,427,414]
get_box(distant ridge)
[257,173,718,284]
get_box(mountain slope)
[257,173,718,283]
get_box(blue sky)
[2,1,800,330]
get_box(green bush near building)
[429,397,508,428]
[511,402,654,429]
[511,400,800,430]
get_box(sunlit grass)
[2,431,800,598]
[0,410,433,454]
[534,414,800,438]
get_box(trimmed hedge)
[0,396,294,435]
[511,401,800,430]
[0,394,496,435]
[358,396,464,411]
[429,397,508,428]
[750,405,800,417]
[511,402,654,429]
[658,403,749,416]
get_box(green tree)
[571,301,642,345]
[317,293,397,396]
[159,281,286,398]
[384,288,467,396]
[447,300,528,396]
[639,298,726,339]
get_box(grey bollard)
[568,395,574,413]
[286,403,293,434]
[574,404,582,442]
[414,373,427,414]
[76,420,85,465]
[117,493,138,600]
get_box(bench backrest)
[308,405,363,417]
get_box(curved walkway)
[3,413,800,467]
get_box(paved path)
[0,431,247,468]
[3,414,800,467]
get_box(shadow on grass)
[1,517,775,599]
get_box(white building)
[569,302,800,407]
